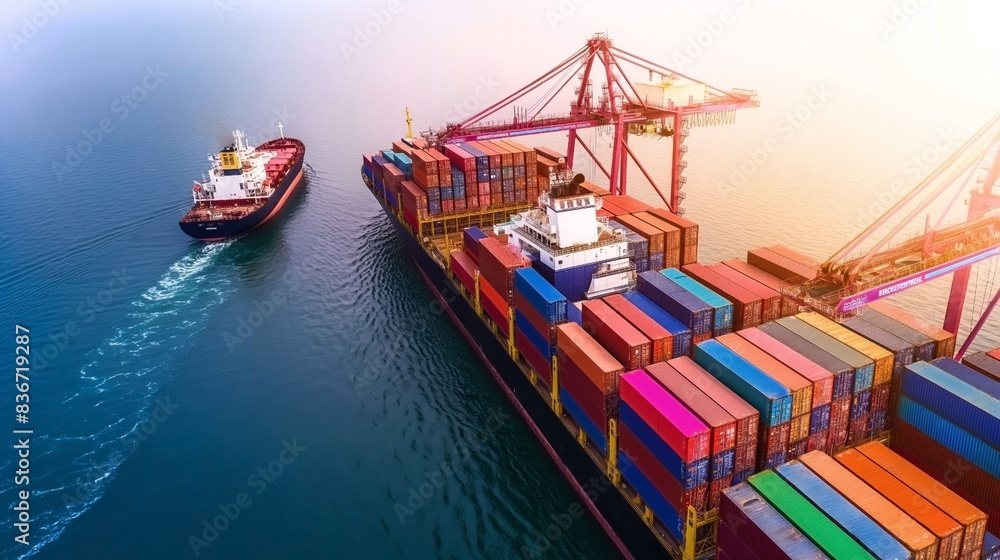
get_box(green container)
[748,471,876,560]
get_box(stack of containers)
[716,333,813,459]
[477,238,530,338]
[449,250,477,296]
[717,483,830,560]
[855,307,937,362]
[856,441,988,559]
[400,181,427,231]
[669,357,759,484]
[613,214,666,270]
[390,151,413,181]
[892,359,1000,535]
[580,299,651,370]
[636,271,713,343]
[411,150,442,215]
[459,143,492,209]
[722,259,798,317]
[362,154,374,183]
[707,263,782,322]
[555,322,624,452]
[867,300,956,358]
[681,263,764,330]
[662,268,734,337]
[371,154,387,196]
[608,220,650,273]
[747,245,819,282]
[469,141,502,206]
[774,316,875,447]
[774,460,911,560]
[798,451,940,559]
[382,161,405,209]
[462,226,487,264]
[513,267,567,386]
[841,315,916,433]
[622,292,693,358]
[739,327,835,455]
[603,294,673,363]
[483,140,514,203]
[835,447,965,559]
[450,164,468,211]
[444,145,477,209]
[962,352,1000,382]
[632,211,683,270]
[758,321,854,451]
[645,362,736,509]
[796,312,896,439]
[603,195,653,213]
[646,208,699,265]
[617,369,710,541]
[747,470,880,559]
[693,339,793,470]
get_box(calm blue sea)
[1,1,997,558]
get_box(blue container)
[869,410,887,436]
[514,165,526,178]
[514,267,568,324]
[609,221,649,259]
[693,340,793,426]
[776,316,874,393]
[567,303,583,327]
[758,322,855,402]
[453,185,466,200]
[560,387,606,453]
[850,389,871,420]
[649,253,665,271]
[462,227,487,260]
[711,448,736,480]
[902,361,1000,448]
[731,469,753,485]
[635,258,650,273]
[637,271,712,335]
[775,461,910,560]
[440,185,453,200]
[476,168,491,182]
[514,310,556,357]
[391,152,413,180]
[720,483,829,560]
[896,397,1000,478]
[428,198,442,215]
[930,357,1000,398]
[385,187,398,208]
[622,292,693,357]
[662,268,734,336]
[620,402,708,488]
[764,451,787,469]
[535,260,599,303]
[459,143,490,171]
[617,453,683,541]
[983,532,1000,560]
[450,164,465,187]
[810,403,831,434]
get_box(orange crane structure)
[425,33,759,215]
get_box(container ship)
[179,125,305,240]
[362,36,1000,560]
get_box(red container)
[478,181,491,196]
[449,251,477,294]
[707,263,782,323]
[871,382,890,412]
[514,291,557,345]
[669,357,760,455]
[761,422,790,458]
[847,415,869,445]
[479,194,491,208]
[467,193,479,210]
[517,326,552,385]
[693,332,712,345]
[619,423,709,513]
[441,199,454,213]
[391,140,412,156]
[581,299,652,370]
[614,214,665,255]
[603,294,673,362]
[646,208,699,265]
[720,259,796,316]
[736,442,756,474]
[829,396,850,450]
[444,144,477,174]
[535,146,565,162]
[808,429,829,454]
[988,349,1000,361]
[560,357,611,430]
[708,476,733,510]
[645,362,737,454]
[603,195,653,213]
[556,322,625,394]
[747,246,818,281]
[738,327,834,407]
[480,279,510,338]
[400,180,428,221]
[632,212,682,250]
[682,263,763,330]
[454,197,467,212]
[478,237,529,301]
[599,199,625,216]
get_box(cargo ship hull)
[368,183,668,560]
[179,138,305,241]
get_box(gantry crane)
[788,110,1000,357]
[423,33,759,214]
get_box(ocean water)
[1,1,998,559]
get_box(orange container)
[556,322,625,395]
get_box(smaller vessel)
[179,124,305,241]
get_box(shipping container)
[748,470,878,560]
[480,278,510,338]
[608,220,649,260]
[621,370,711,465]
[739,327,834,408]
[718,483,829,560]
[896,397,1000,479]
[637,271,713,336]
[747,246,818,281]
[603,195,653,214]
[631,211,682,250]
[556,322,625,395]
[534,146,565,164]
[708,262,782,322]
[867,300,956,358]
[462,226,487,263]
[758,322,855,402]
[514,267,568,324]
[560,355,614,431]
[560,386,607,452]
[721,258,798,316]
[478,237,529,301]
[449,250,478,295]
[799,451,939,560]
[614,214,665,255]
[620,399,708,489]
[930,358,1000,398]
[603,294,673,362]
[619,422,709,515]
[774,460,911,560]
[621,292,693,357]
[581,299,652,369]
[717,333,813,423]
[962,352,1000,383]
[857,441,987,557]
[984,532,1000,560]
[693,339,793,427]
[663,268,734,336]
[616,451,684,541]
[645,208,699,264]
[842,316,916,383]
[777,316,875,394]
[682,263,763,330]
[901,361,1000,449]
[855,309,937,361]
[798,312,895,388]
